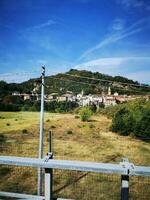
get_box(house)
[57,93,76,102]
[46,93,58,101]
[57,95,68,102]
[103,96,116,107]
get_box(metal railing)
[0,155,150,200]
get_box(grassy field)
[0,111,150,199]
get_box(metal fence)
[0,155,150,200]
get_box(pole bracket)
[120,158,134,175]
[44,152,53,162]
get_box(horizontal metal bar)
[0,191,44,199]
[0,192,73,200]
[0,156,150,176]
[0,156,126,175]
[130,165,150,176]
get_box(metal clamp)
[120,158,135,175]
[44,152,53,162]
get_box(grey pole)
[44,130,53,200]
[38,66,45,195]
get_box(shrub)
[66,130,73,135]
[112,107,134,136]
[111,99,150,139]
[79,107,92,122]
[75,115,79,119]
[51,125,56,129]
[6,123,10,126]
[134,109,150,139]
[22,129,28,134]
[89,123,95,128]
[0,134,6,143]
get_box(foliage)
[111,99,150,139]
[22,129,28,134]
[79,107,92,122]
[89,123,95,128]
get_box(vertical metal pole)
[45,130,53,200]
[45,168,52,200]
[121,175,129,200]
[49,129,52,153]
[38,66,45,195]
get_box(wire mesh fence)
[0,165,150,200]
[0,135,150,166]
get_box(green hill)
[0,69,150,98]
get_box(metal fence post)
[45,167,53,200]
[121,174,129,200]
[45,129,53,200]
[120,158,131,200]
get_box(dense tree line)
[111,99,150,139]
[0,95,78,113]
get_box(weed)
[89,123,95,128]
[51,125,56,128]
[0,167,11,176]
[0,116,5,119]
[66,130,73,135]
[0,134,6,143]
[75,115,79,119]
[22,129,28,134]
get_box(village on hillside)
[12,85,150,108]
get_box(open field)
[0,111,150,199]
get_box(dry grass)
[0,111,150,199]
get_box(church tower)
[108,87,111,96]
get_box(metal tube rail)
[0,156,150,176]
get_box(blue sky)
[0,0,150,83]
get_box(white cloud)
[26,19,57,31]
[111,19,126,31]
[79,16,150,61]
[32,19,56,29]
[117,0,150,10]
[126,70,150,83]
[74,56,150,83]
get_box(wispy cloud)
[116,0,150,11]
[126,70,150,83]
[25,19,57,32]
[79,16,150,61]
[32,19,56,29]
[74,56,150,83]
[75,56,150,69]
[111,18,126,31]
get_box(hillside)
[0,69,150,98]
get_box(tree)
[79,107,92,122]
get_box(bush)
[66,130,73,135]
[0,134,6,143]
[6,123,10,126]
[79,107,92,122]
[89,123,95,128]
[111,107,134,136]
[75,115,79,119]
[22,129,28,134]
[111,99,150,139]
[134,109,150,139]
